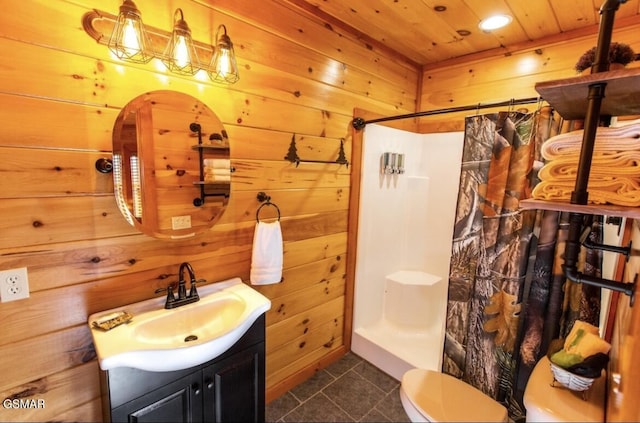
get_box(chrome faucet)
[155,262,201,309]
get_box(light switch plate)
[172,215,192,230]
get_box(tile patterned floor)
[266,352,410,422]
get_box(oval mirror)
[112,90,230,239]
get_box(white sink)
[88,277,271,372]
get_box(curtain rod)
[351,96,543,130]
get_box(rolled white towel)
[541,123,640,160]
[204,174,230,183]
[203,158,231,169]
[204,168,231,176]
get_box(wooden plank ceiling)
[282,0,640,67]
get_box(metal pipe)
[581,226,632,258]
[591,0,628,74]
[570,83,607,204]
[351,97,540,130]
[563,0,634,305]
[564,213,585,271]
[563,264,636,306]
[571,0,627,204]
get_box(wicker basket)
[550,362,595,392]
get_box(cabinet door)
[111,372,203,423]
[203,343,265,422]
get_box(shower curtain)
[442,109,603,421]
[515,212,603,393]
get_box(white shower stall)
[351,123,464,381]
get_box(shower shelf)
[534,67,640,120]
[386,270,441,286]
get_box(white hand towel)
[250,221,283,285]
[203,158,231,169]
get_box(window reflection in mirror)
[112,91,230,239]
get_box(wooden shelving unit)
[535,67,640,120]
[525,67,640,218]
[520,198,640,219]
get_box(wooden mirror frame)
[112,90,230,239]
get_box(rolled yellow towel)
[564,321,599,349]
[564,320,611,358]
[532,175,640,207]
[569,332,611,358]
[550,320,611,369]
[537,152,640,181]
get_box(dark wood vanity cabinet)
[203,342,263,422]
[111,371,203,422]
[102,315,266,423]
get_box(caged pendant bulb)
[173,34,191,69]
[108,0,153,63]
[162,8,200,75]
[208,25,240,83]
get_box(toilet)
[400,368,508,422]
[523,356,605,422]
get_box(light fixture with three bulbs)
[83,0,239,84]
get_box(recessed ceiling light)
[479,14,512,31]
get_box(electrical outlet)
[0,267,30,302]
[172,215,192,230]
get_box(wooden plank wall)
[0,0,418,421]
[607,219,640,422]
[417,15,640,132]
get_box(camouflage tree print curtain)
[443,110,540,394]
[442,108,603,421]
[515,212,603,408]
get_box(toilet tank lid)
[402,369,508,422]
[523,356,605,422]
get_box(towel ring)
[256,202,281,222]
